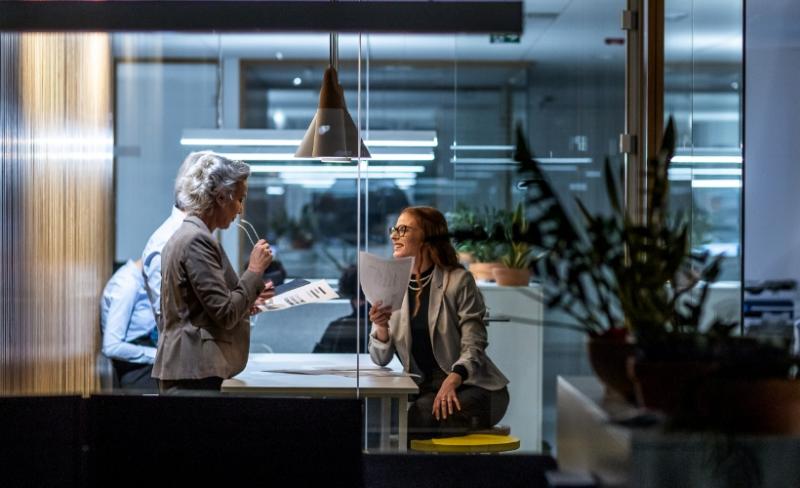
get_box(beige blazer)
[369,266,509,391]
[152,216,264,380]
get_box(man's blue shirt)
[141,206,185,321]
[100,260,157,364]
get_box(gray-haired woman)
[152,151,274,393]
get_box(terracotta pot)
[703,378,800,435]
[492,266,531,286]
[587,338,636,403]
[468,262,503,281]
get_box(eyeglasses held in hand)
[237,218,262,247]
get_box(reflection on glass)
[665,0,743,283]
[451,0,626,453]
[112,3,633,451]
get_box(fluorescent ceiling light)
[222,153,312,161]
[363,130,437,147]
[691,179,742,188]
[181,129,437,148]
[370,153,434,161]
[449,157,591,164]
[450,144,515,151]
[281,172,417,180]
[183,137,302,146]
[672,155,743,164]
[367,138,437,148]
[668,173,691,181]
[250,164,425,174]
[690,111,740,122]
[669,168,742,177]
[220,152,433,162]
[454,163,579,173]
[451,158,515,164]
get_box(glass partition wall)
[113,4,629,452]
[1,0,744,457]
[664,0,743,327]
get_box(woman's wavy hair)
[400,206,460,317]
[175,151,250,217]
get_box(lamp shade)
[295,66,371,160]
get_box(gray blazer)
[369,266,509,391]
[152,216,264,380]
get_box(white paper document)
[258,279,339,312]
[261,366,418,378]
[358,251,414,312]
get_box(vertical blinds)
[0,33,113,395]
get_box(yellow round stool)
[410,433,520,454]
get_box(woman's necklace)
[408,271,433,291]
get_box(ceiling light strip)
[181,129,437,148]
[672,156,743,164]
[450,144,515,151]
[690,179,742,188]
[281,173,417,180]
[450,157,591,164]
[250,164,425,174]
[221,152,433,162]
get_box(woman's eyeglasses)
[389,225,413,237]
[237,218,262,246]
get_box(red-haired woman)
[368,206,509,439]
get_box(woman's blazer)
[152,216,264,380]
[369,265,509,391]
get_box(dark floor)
[363,453,559,488]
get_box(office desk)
[222,353,418,451]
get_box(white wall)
[115,62,217,262]
[744,0,800,282]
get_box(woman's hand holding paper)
[369,300,393,342]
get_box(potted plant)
[511,118,718,401]
[493,203,539,286]
[493,243,534,286]
[514,119,800,430]
[449,206,509,281]
[445,204,479,265]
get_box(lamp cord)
[216,34,223,129]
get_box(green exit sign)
[490,33,521,44]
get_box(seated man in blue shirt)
[100,259,158,390]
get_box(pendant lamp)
[295,35,370,160]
